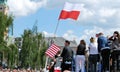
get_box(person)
[71,52,76,72]
[61,40,73,72]
[109,31,120,71]
[49,61,55,72]
[88,37,98,72]
[97,32,110,72]
[54,51,62,72]
[75,39,86,72]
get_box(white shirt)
[89,42,98,54]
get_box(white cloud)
[51,27,104,44]
[99,8,116,17]
[75,27,120,44]
[99,18,107,23]
[7,0,120,24]
[42,30,78,44]
[63,30,77,41]
[78,27,103,43]
[42,31,55,37]
[79,7,95,20]
[7,0,47,16]
[42,26,120,45]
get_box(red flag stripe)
[46,51,54,58]
[49,45,60,56]
[47,45,59,53]
[46,50,54,57]
[50,48,58,54]
[46,48,56,57]
[51,45,60,51]
[59,10,80,20]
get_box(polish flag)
[59,2,81,20]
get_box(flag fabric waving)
[59,2,81,20]
[45,43,60,58]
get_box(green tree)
[20,30,33,68]
[35,33,47,69]
[20,29,47,69]
[0,12,14,67]
[0,12,13,43]
[8,44,18,68]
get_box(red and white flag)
[59,2,81,20]
[45,43,60,58]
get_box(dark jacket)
[61,46,73,61]
[76,44,86,55]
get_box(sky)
[7,0,120,44]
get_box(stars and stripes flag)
[45,43,60,58]
[59,2,81,20]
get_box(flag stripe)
[46,51,54,58]
[59,2,81,20]
[45,44,60,58]
[63,2,82,11]
[59,10,80,20]
[53,45,60,51]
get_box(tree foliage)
[0,12,13,43]
[21,29,47,69]
[0,12,14,67]
[0,12,48,69]
[8,44,18,68]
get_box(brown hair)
[80,39,86,46]
[114,31,120,43]
[114,31,119,37]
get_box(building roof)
[45,37,77,48]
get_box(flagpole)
[54,20,60,37]
[44,56,49,72]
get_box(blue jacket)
[97,35,109,52]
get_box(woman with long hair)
[75,40,86,72]
[109,31,120,71]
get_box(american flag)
[45,43,60,58]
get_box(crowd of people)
[1,31,119,72]
[48,31,120,72]
[0,68,42,72]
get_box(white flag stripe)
[52,45,60,51]
[46,51,54,57]
[50,48,57,53]
[46,48,56,55]
[46,50,54,57]
[63,2,82,11]
[49,47,57,56]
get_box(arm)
[61,47,66,57]
[97,38,101,53]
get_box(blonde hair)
[90,37,95,43]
